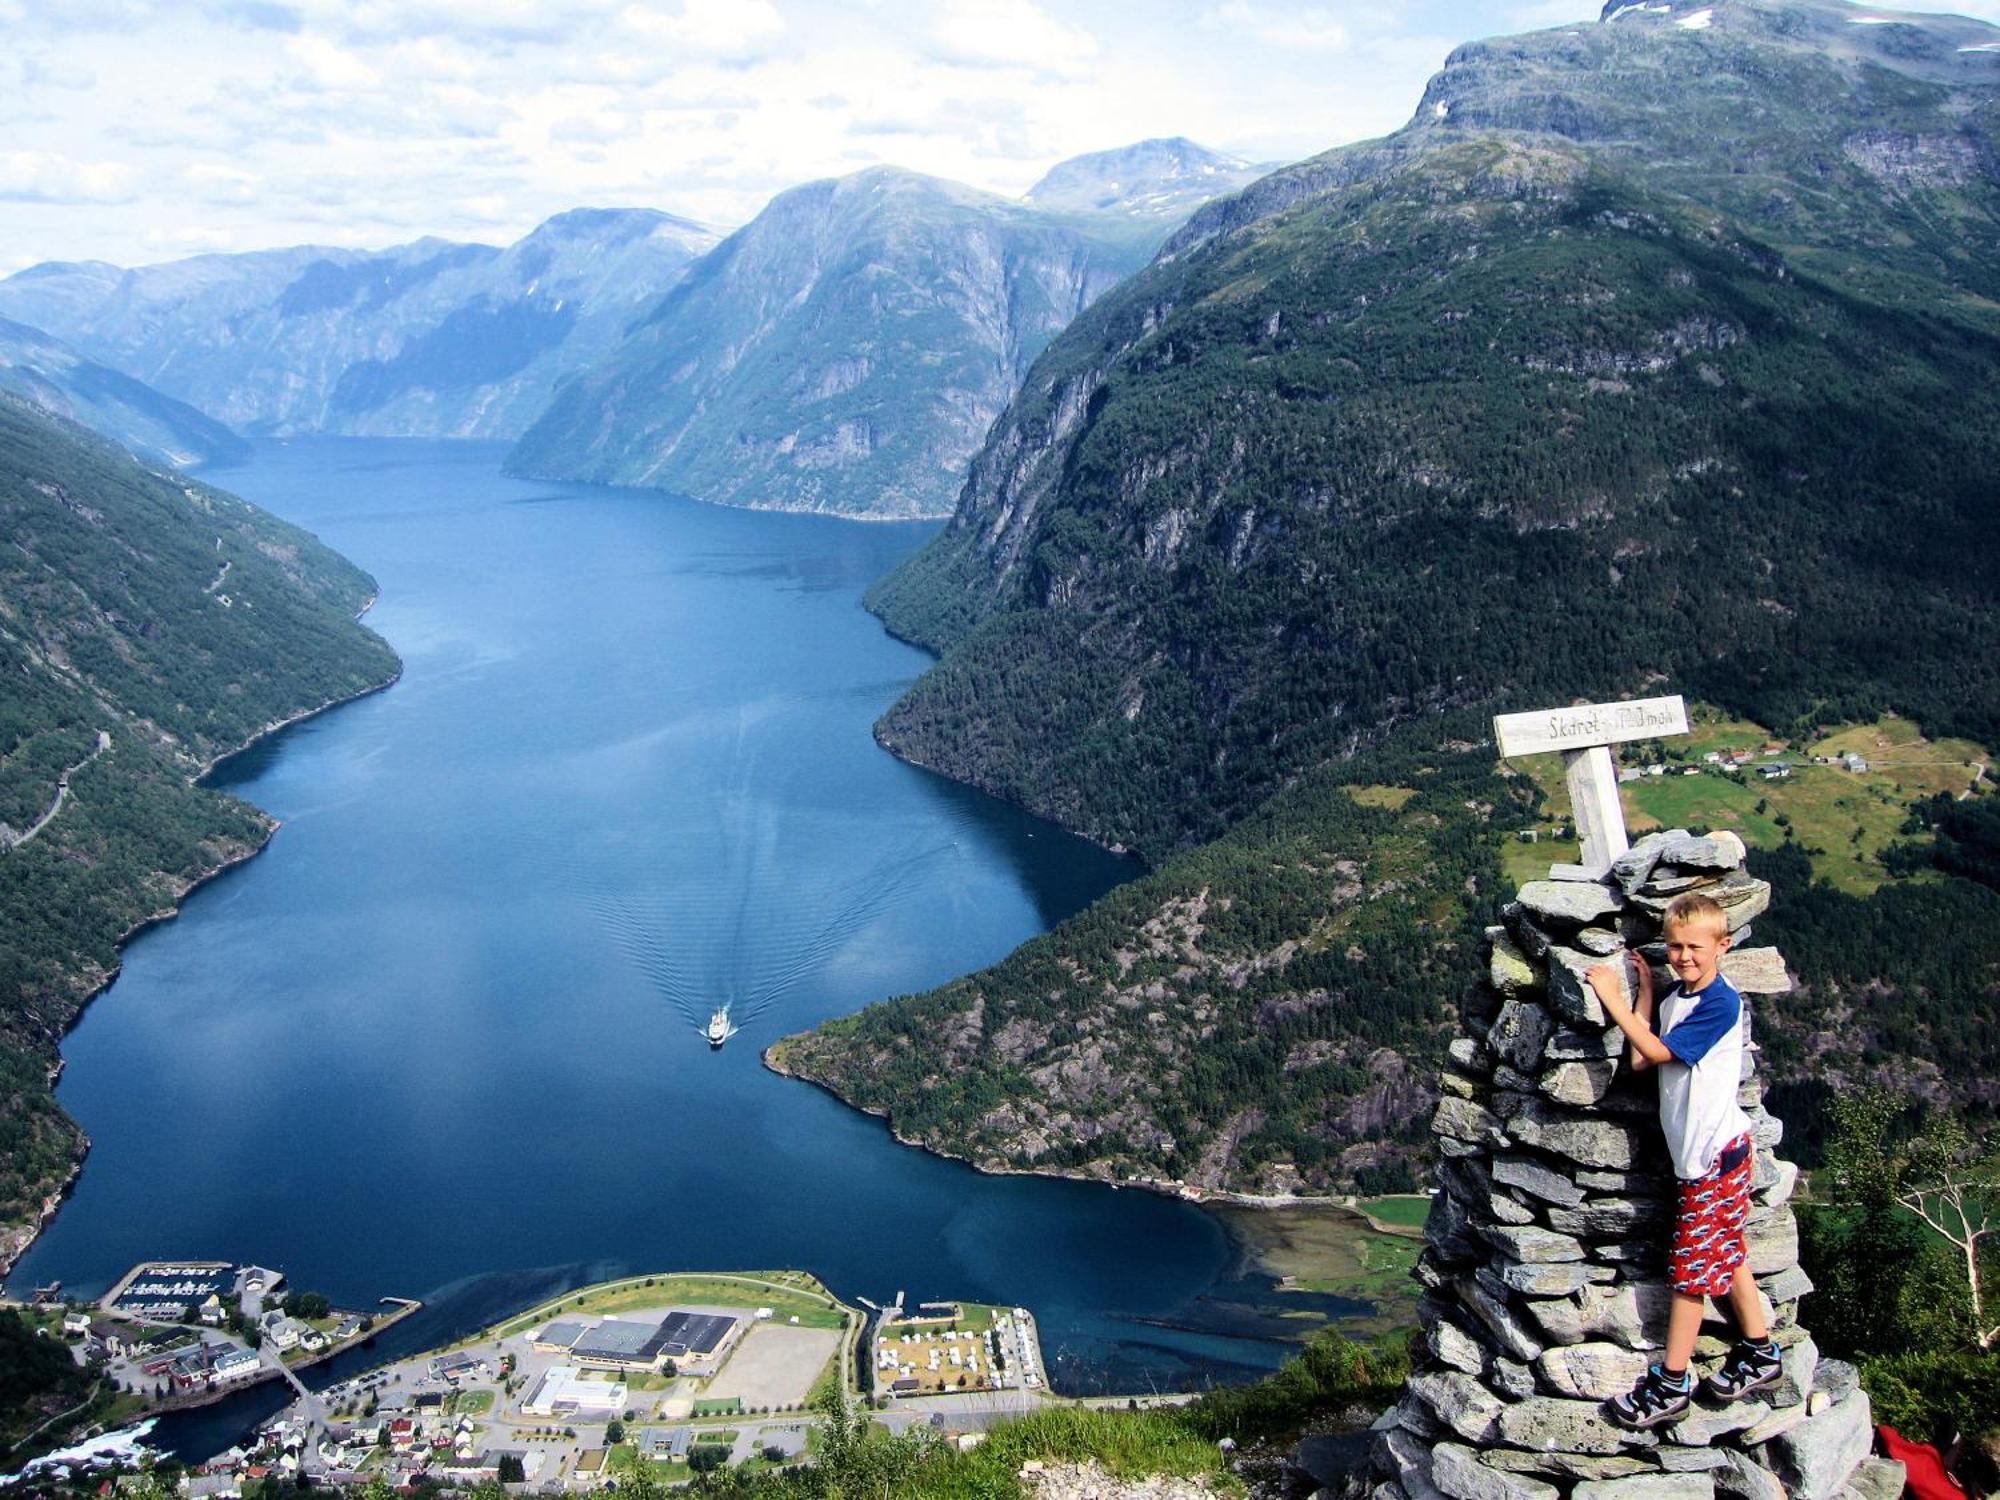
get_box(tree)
[1898,1116,2000,1350]
[688,1444,728,1474]
[497,1454,525,1482]
[606,1418,625,1444]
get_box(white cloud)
[929,0,1098,74]
[0,150,138,204]
[1204,1,1351,51]
[143,223,238,252]
[617,0,786,56]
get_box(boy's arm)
[1587,954,1672,1072]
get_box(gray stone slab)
[1432,1444,1561,1500]
[1542,1060,1618,1108]
[1506,1100,1649,1171]
[1456,1275,1546,1364]
[1479,1223,1588,1264]
[1658,1450,1730,1473]
[1715,1450,1786,1500]
[1770,1390,1872,1500]
[1429,1318,1487,1377]
[1489,999,1554,1073]
[1449,1036,1494,1076]
[1547,947,1616,1027]
[1573,1474,1715,1500]
[1497,1259,1606,1298]
[1837,1457,1906,1500]
[1485,1451,1659,1481]
[1490,1357,1537,1400]
[1494,1155,1587,1208]
[1433,1096,1507,1147]
[1654,833,1746,872]
[1535,1342,1651,1400]
[1499,1396,1659,1454]
[1720,947,1792,995]
[1527,1281,1672,1351]
[1519,880,1626,928]
[1549,1026,1625,1060]
[1491,932,1543,998]
[1665,1400,1770,1447]
[1409,1371,1506,1445]
[1745,1209,1799,1276]
[1547,1197,1674,1239]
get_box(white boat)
[706,1006,731,1048]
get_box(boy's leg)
[1724,1262,1769,1342]
[1664,1292,1706,1375]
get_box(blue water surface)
[11,440,1332,1447]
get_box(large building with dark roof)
[658,1312,735,1358]
[569,1318,672,1370]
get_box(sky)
[2,0,1995,274]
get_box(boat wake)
[577,822,956,1045]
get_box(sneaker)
[1703,1339,1783,1403]
[1608,1364,1694,1429]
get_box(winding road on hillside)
[3,731,110,850]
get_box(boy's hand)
[1585,960,1630,1014]
[1630,951,1654,1005]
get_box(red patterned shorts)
[1670,1132,1754,1298]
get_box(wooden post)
[1494,695,1690,875]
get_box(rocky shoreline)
[763,1041,1337,1212]
[0,658,402,1281]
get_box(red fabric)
[1670,1130,1753,1297]
[1881,1425,1969,1500]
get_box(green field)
[1501,709,1993,896]
[483,1271,852,1344]
[1355,1195,1432,1231]
[1213,1203,1424,1338]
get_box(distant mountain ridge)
[1025,137,1269,218]
[0,314,248,468]
[505,164,1173,518]
[0,209,718,441]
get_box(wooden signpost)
[1493,695,1690,874]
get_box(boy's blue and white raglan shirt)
[1655,973,1753,1180]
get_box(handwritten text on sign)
[1493,695,1689,759]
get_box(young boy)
[1585,892,1784,1428]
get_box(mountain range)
[504,166,1162,518]
[0,141,1264,519]
[776,0,2000,1194]
[0,209,718,442]
[0,315,248,469]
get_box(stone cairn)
[1359,828,1905,1500]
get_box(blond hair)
[1663,892,1730,939]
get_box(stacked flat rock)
[1356,830,1904,1500]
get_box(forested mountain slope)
[868,0,2000,860]
[506,167,1162,519]
[0,397,398,1256]
[779,0,2000,1193]
[0,316,248,469]
[0,209,716,440]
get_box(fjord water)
[11,439,1315,1411]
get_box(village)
[23,1267,1053,1493]
[26,1261,410,1410]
